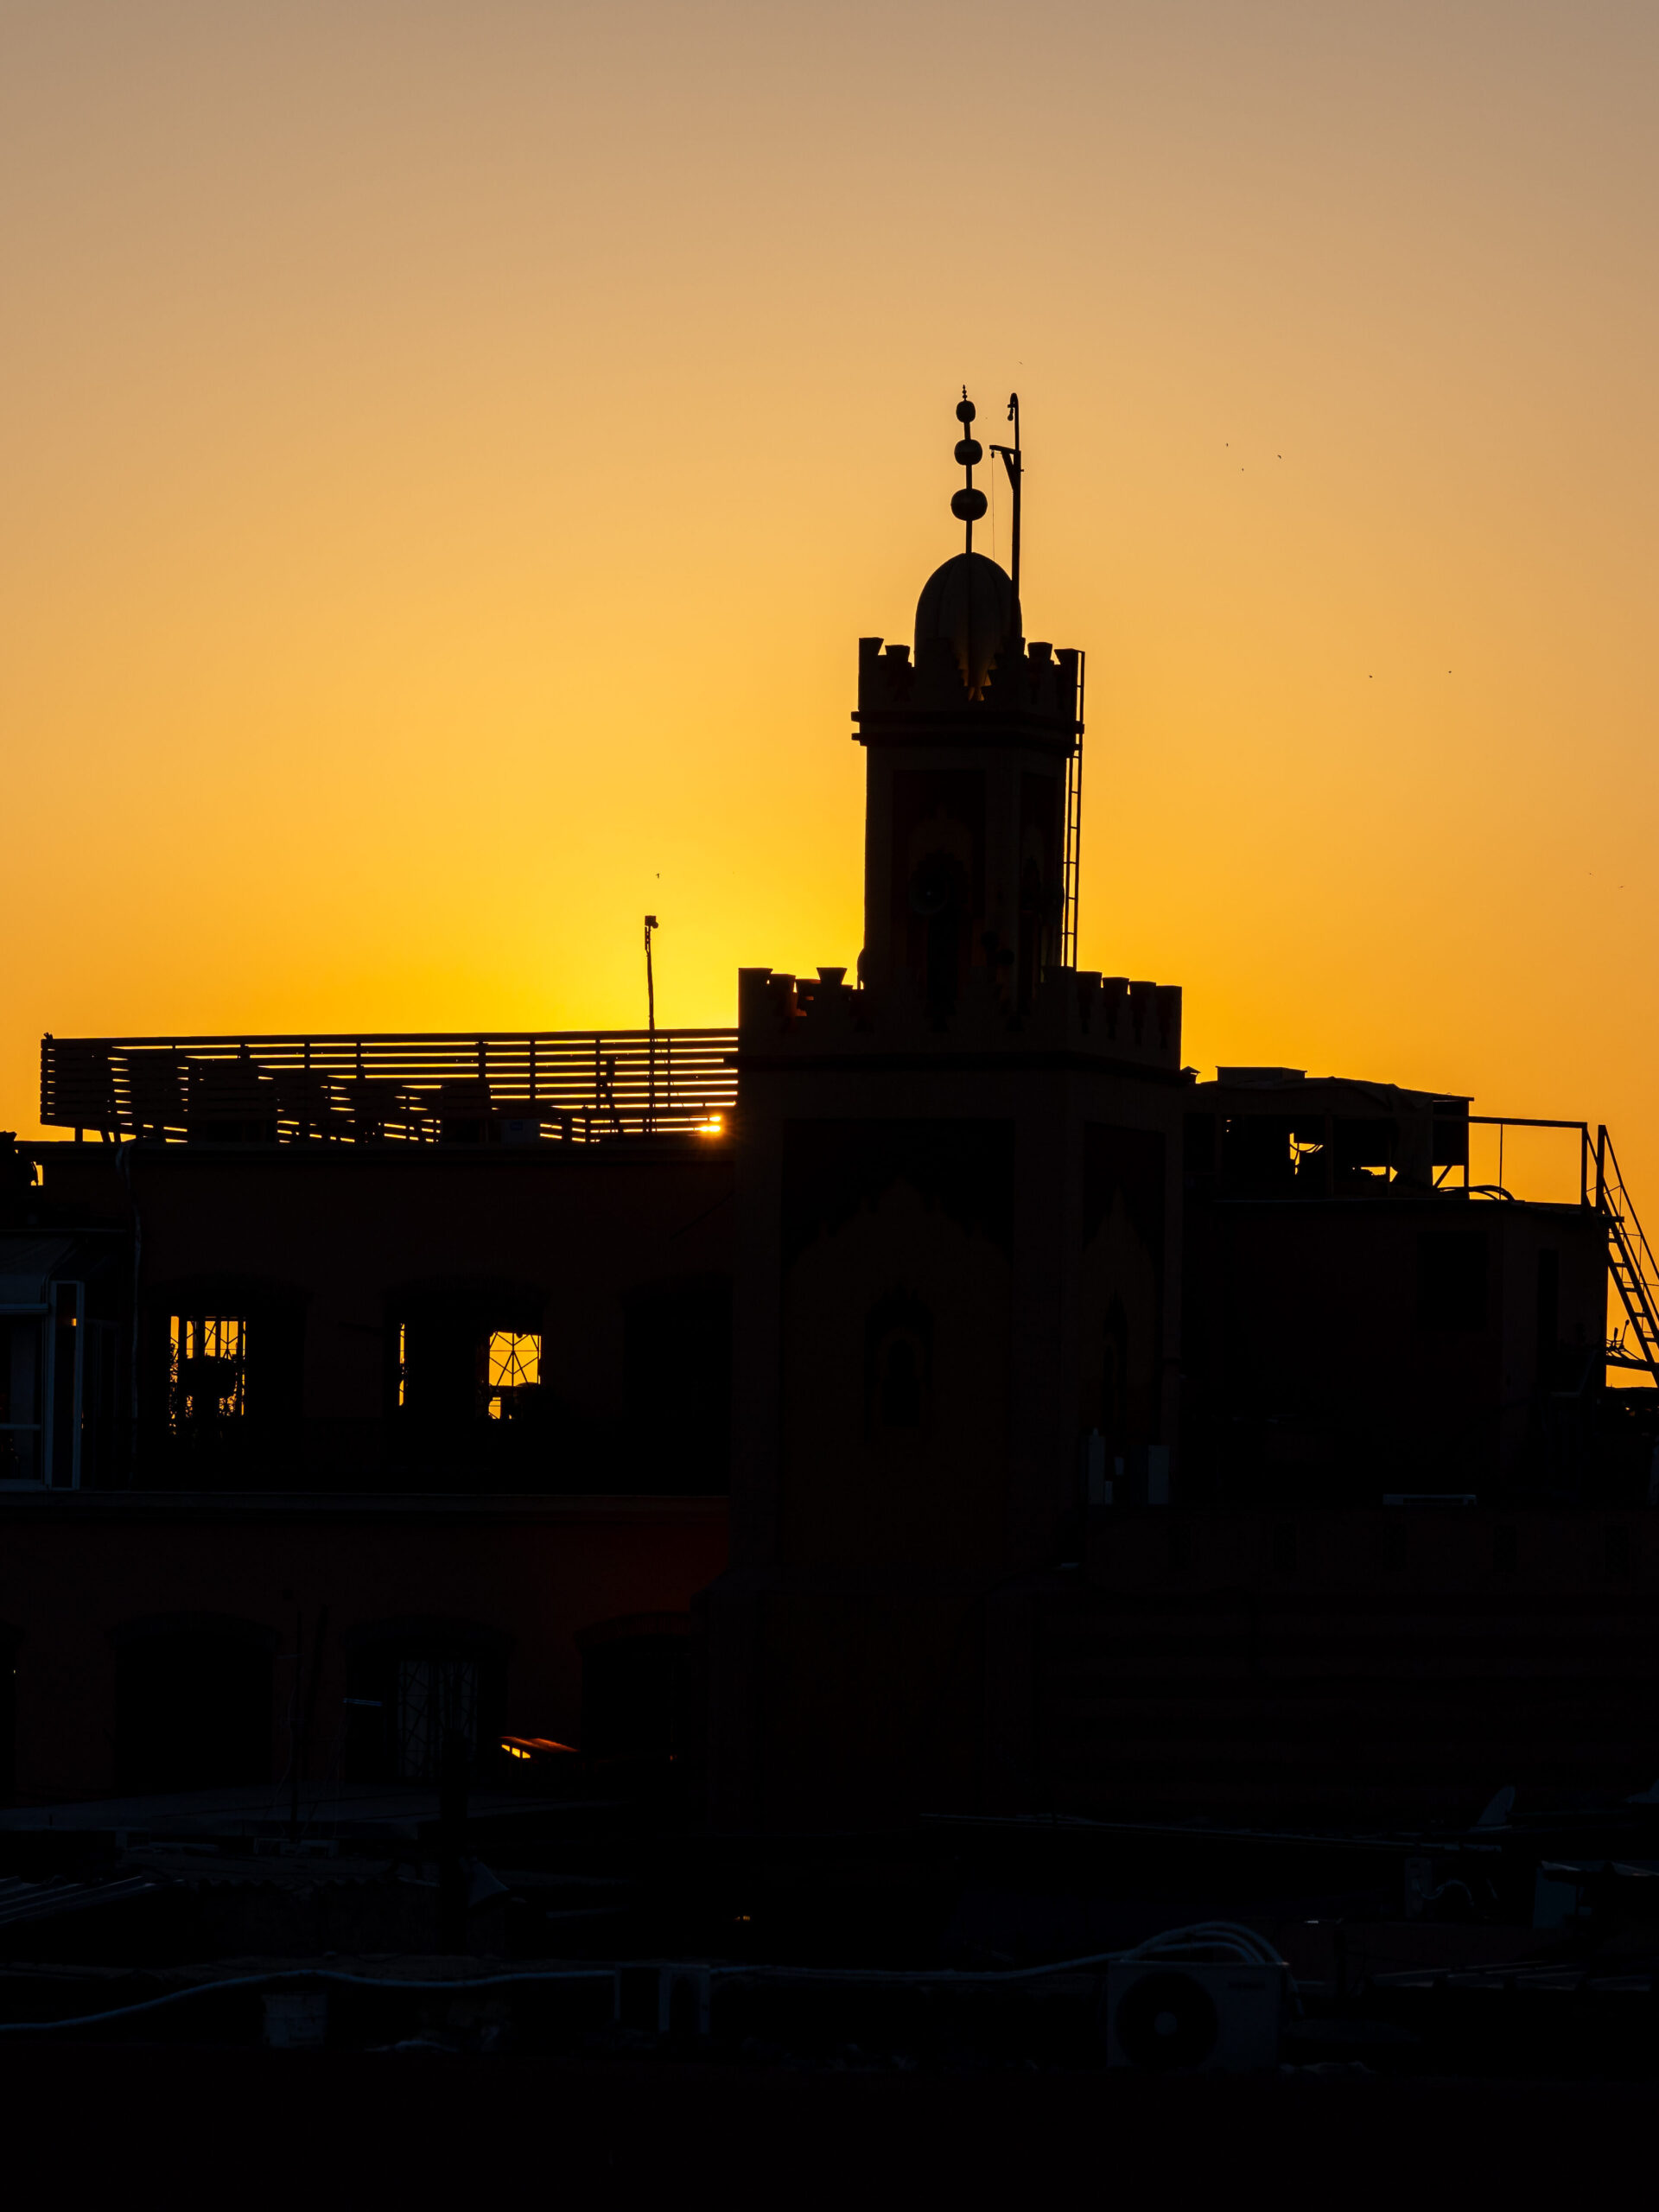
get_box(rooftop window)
[486,1330,541,1421]
[168,1313,247,1430]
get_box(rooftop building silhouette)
[1,393,1656,1833]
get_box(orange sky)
[4,1,1656,1225]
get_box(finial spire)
[950,390,987,556]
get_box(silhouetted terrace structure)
[39,1027,738,1147]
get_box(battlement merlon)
[853,634,1082,752]
[737,966,1183,1071]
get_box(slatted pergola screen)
[40,1029,739,1144]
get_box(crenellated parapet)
[855,633,1081,748]
[738,963,1182,1071]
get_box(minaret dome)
[913,552,1021,693]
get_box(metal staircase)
[1597,1128,1659,1386]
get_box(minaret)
[853,391,1081,1017]
[714,391,1185,1834]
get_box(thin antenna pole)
[990,392,1022,614]
[644,914,659,1134]
[1075,651,1084,957]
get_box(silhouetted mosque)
[3,395,1656,1826]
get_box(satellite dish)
[1475,1784,1516,1828]
[1113,1972,1220,2072]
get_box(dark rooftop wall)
[33,1140,737,1494]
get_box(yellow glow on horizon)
[3,2,1658,1218]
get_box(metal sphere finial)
[951,389,984,554]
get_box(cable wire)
[0,1923,1293,2034]
[0,1965,619,2036]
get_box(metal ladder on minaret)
[1596,1126,1659,1386]
[1060,652,1085,969]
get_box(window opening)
[865,1292,933,1441]
[485,1330,541,1421]
[392,1311,544,1436]
[79,1318,118,1488]
[0,1316,42,1484]
[50,1281,81,1488]
[878,1336,923,1428]
[1289,1131,1324,1176]
[912,850,965,1019]
[168,1313,247,1430]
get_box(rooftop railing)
[39,1028,738,1146]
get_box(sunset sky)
[4,1,1656,1218]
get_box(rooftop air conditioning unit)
[1105,1961,1284,2073]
